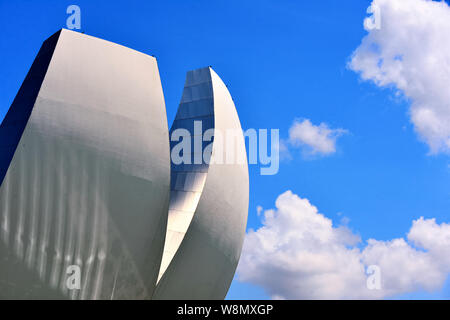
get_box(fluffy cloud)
[287,119,347,156]
[237,191,450,299]
[349,0,450,154]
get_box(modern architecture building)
[0,29,248,300]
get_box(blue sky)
[1,0,449,299]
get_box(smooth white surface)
[154,67,249,300]
[0,29,171,299]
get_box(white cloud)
[277,139,293,161]
[237,191,450,299]
[408,217,450,268]
[349,0,450,154]
[287,119,347,156]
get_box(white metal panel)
[0,29,171,299]
[154,67,249,299]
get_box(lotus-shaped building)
[0,29,248,299]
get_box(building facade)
[0,29,248,300]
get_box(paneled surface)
[0,29,171,299]
[154,67,249,300]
